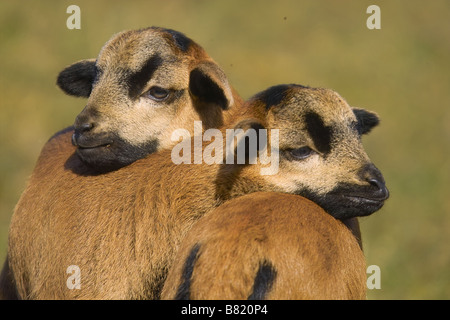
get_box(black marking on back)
[248,260,277,300]
[305,111,333,155]
[164,28,192,52]
[174,243,201,300]
[127,54,163,99]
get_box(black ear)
[230,119,267,164]
[352,108,380,135]
[189,61,233,110]
[57,59,96,97]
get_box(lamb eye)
[146,86,170,101]
[290,146,315,160]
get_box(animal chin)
[341,194,385,214]
[295,188,387,220]
[71,132,113,148]
[74,136,160,171]
[317,196,381,220]
[75,143,117,169]
[77,142,113,150]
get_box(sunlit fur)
[161,192,366,300]
[2,85,386,299]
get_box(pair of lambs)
[0,27,388,300]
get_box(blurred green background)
[1,0,449,299]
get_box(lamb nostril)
[71,133,78,146]
[368,178,382,189]
[74,122,95,134]
[73,122,94,146]
[368,178,389,200]
[79,122,94,132]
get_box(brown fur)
[2,85,386,299]
[161,192,366,300]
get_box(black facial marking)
[174,244,201,300]
[127,54,163,99]
[73,132,159,173]
[164,28,192,52]
[295,174,388,220]
[248,260,277,300]
[304,112,333,155]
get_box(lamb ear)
[57,59,96,97]
[229,119,266,164]
[352,108,380,135]
[189,61,234,110]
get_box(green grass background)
[1,0,449,299]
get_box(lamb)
[2,84,388,299]
[1,26,242,300]
[161,192,366,300]
[56,26,241,171]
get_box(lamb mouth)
[343,195,387,205]
[77,142,113,150]
[294,188,388,220]
[71,133,113,149]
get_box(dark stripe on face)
[127,54,163,99]
[174,243,201,300]
[305,111,333,155]
[247,260,277,300]
[73,133,159,173]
